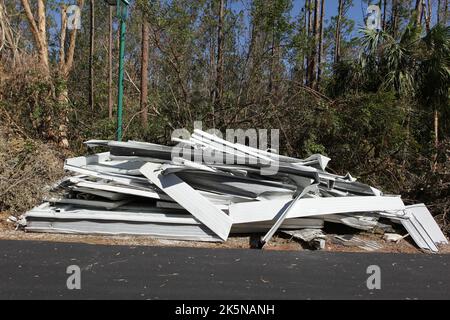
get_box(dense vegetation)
[0,0,448,232]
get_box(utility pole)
[115,0,129,141]
[108,6,113,119]
[103,0,129,141]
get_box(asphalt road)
[0,240,449,300]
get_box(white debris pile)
[18,129,448,252]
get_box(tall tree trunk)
[108,6,113,119]
[58,1,84,147]
[305,0,312,84]
[391,0,399,37]
[0,2,19,63]
[269,29,281,98]
[437,0,441,24]
[58,1,84,81]
[215,0,225,112]
[209,33,215,101]
[300,2,307,82]
[313,0,320,89]
[434,109,439,148]
[89,0,95,111]
[307,0,313,39]
[444,0,448,24]
[308,0,319,89]
[59,5,67,76]
[140,14,149,126]
[414,0,424,27]
[269,29,275,93]
[382,0,387,30]
[21,0,49,76]
[22,0,83,147]
[242,2,262,106]
[437,0,448,25]
[376,0,383,32]
[334,0,344,63]
[317,0,324,86]
[209,0,216,114]
[425,0,432,32]
[433,108,439,171]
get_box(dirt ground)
[1,211,449,254]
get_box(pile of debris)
[18,129,448,252]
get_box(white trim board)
[405,204,448,244]
[140,163,232,241]
[192,129,272,162]
[401,204,448,252]
[25,221,221,242]
[46,197,130,210]
[65,164,148,186]
[229,196,406,224]
[71,178,169,200]
[25,206,200,224]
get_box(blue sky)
[231,0,367,27]
[226,0,369,54]
[52,0,368,27]
[50,0,370,43]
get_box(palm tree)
[356,25,449,165]
[417,25,450,167]
[359,26,420,98]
